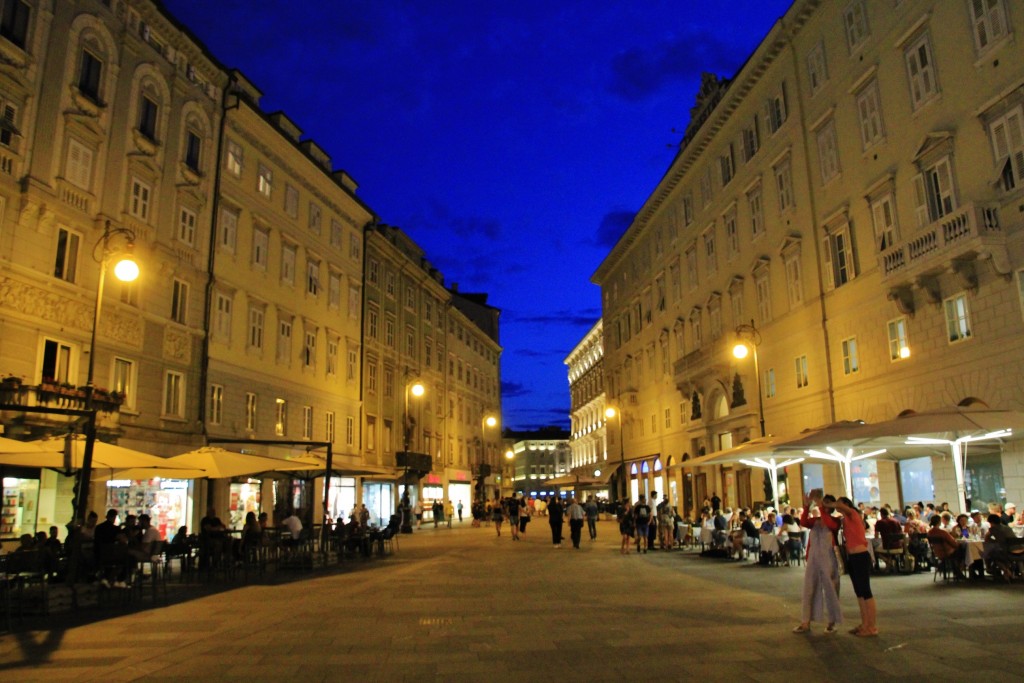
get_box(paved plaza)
[2,520,1022,681]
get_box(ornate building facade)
[593,0,1024,515]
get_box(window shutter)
[821,234,835,292]
[1007,108,1024,186]
[912,173,929,227]
[934,157,955,215]
[871,200,888,250]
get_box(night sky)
[162,0,793,430]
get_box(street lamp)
[76,221,139,525]
[399,379,425,533]
[605,406,626,501]
[732,319,765,438]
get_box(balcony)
[0,379,123,431]
[878,202,1005,287]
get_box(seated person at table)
[199,507,228,569]
[1002,503,1017,525]
[711,508,728,548]
[731,511,759,558]
[280,510,304,552]
[874,507,903,549]
[927,515,966,579]
[969,511,989,538]
[903,510,928,535]
[760,511,777,533]
[242,511,263,547]
[952,514,971,539]
[170,526,189,546]
[983,514,1016,580]
[128,514,162,562]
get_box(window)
[807,41,828,94]
[905,32,939,110]
[944,293,972,343]
[347,348,357,381]
[112,357,135,410]
[774,159,794,211]
[162,370,184,418]
[747,185,764,238]
[277,318,292,364]
[385,270,396,298]
[302,405,313,439]
[219,207,238,252]
[328,271,341,308]
[784,255,803,308]
[367,259,379,285]
[816,120,840,183]
[989,105,1024,192]
[765,82,788,134]
[384,317,395,347]
[245,392,257,431]
[741,116,760,162]
[843,1,870,52]
[719,144,735,186]
[683,194,694,226]
[281,244,296,285]
[346,415,354,446]
[367,305,379,339]
[252,227,269,268]
[664,408,671,429]
[887,317,909,361]
[822,222,857,290]
[121,278,138,307]
[755,271,772,324]
[284,184,298,218]
[708,299,722,340]
[764,368,776,399]
[383,366,394,398]
[303,329,316,368]
[970,0,1008,53]
[248,305,264,350]
[54,227,80,283]
[326,411,335,444]
[348,230,361,260]
[685,246,697,290]
[691,314,703,349]
[226,139,243,177]
[329,219,342,248]
[78,49,103,102]
[306,258,319,296]
[699,168,713,207]
[795,355,809,389]
[841,337,860,375]
[129,178,151,220]
[327,337,339,376]
[40,338,75,384]
[257,163,272,198]
[870,192,899,252]
[367,362,377,393]
[348,284,360,319]
[177,206,196,246]
[214,292,232,341]
[171,279,188,324]
[65,138,93,190]
[0,0,30,48]
[703,226,717,274]
[275,398,287,436]
[184,131,202,171]
[209,384,223,425]
[913,157,956,227]
[137,94,158,141]
[856,80,885,149]
[308,202,321,234]
[366,415,376,452]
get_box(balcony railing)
[878,202,1002,284]
[0,379,124,429]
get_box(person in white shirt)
[282,511,303,540]
[128,513,163,561]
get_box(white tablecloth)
[962,540,985,566]
[700,527,714,545]
[759,532,779,554]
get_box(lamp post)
[479,413,498,499]
[76,221,139,526]
[400,379,425,533]
[605,406,626,501]
[732,319,765,438]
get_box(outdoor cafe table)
[760,532,780,555]
[699,527,714,547]
[962,539,986,568]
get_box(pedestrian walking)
[413,500,423,529]
[548,497,564,547]
[445,500,454,528]
[822,493,878,637]
[618,501,635,554]
[584,496,599,540]
[457,500,463,523]
[633,496,652,554]
[567,497,585,549]
[491,496,504,537]
[507,496,521,541]
[518,496,530,534]
[792,491,843,635]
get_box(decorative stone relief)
[163,327,192,363]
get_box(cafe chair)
[785,530,806,566]
[136,541,168,603]
[926,538,962,583]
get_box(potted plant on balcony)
[1,374,22,389]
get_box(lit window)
[209,384,223,425]
[163,370,185,418]
[257,163,272,198]
[944,293,972,343]
[275,398,287,436]
[795,355,809,389]
[178,206,196,246]
[841,337,859,375]
[226,139,243,176]
[887,317,909,361]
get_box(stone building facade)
[593,0,1024,515]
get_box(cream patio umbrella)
[0,435,53,455]
[164,446,323,479]
[12,433,203,474]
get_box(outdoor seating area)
[0,517,400,631]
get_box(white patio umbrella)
[0,435,53,454]
[684,435,806,511]
[5,434,203,475]
[165,446,322,479]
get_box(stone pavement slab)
[2,520,1022,681]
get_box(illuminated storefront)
[228,478,262,529]
[105,478,193,540]
[2,474,40,539]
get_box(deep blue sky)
[163,0,793,430]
